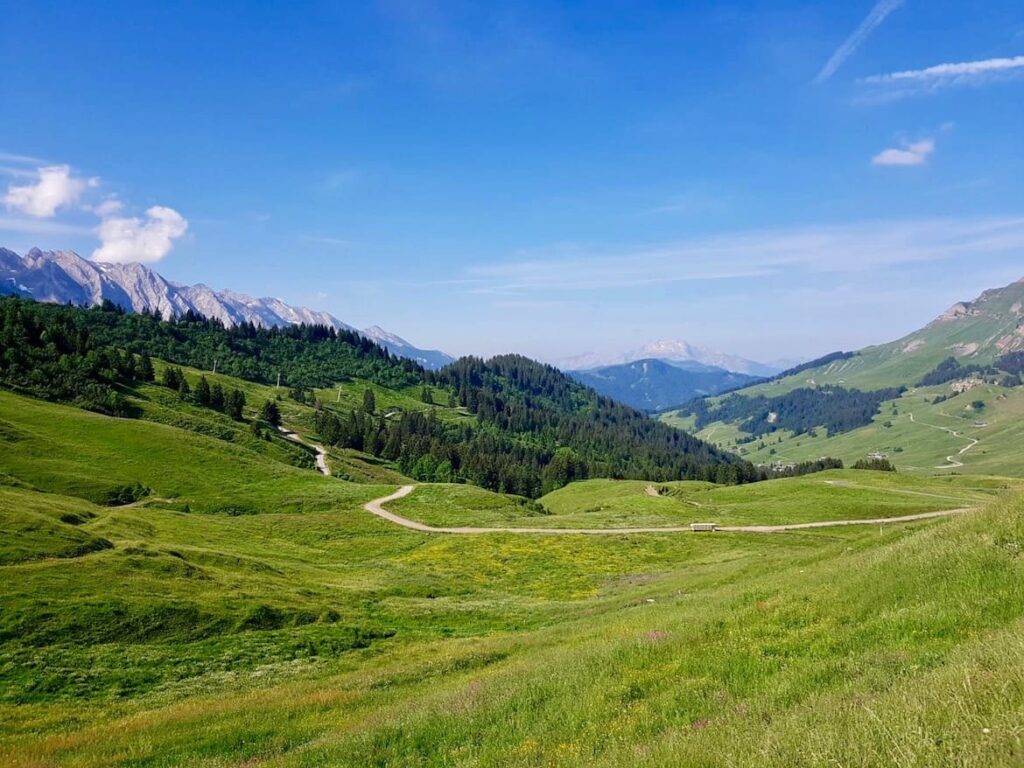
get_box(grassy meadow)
[3,375,1024,766]
[389,471,1002,529]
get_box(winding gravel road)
[277,428,974,534]
[364,485,972,535]
[278,427,331,476]
[908,412,980,469]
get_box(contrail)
[815,0,904,83]
[862,55,1024,84]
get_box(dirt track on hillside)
[278,427,331,476]
[364,485,972,535]
[908,412,980,469]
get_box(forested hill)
[0,296,753,496]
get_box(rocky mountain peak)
[0,247,454,369]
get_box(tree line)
[917,355,1022,388]
[682,385,905,438]
[159,366,247,421]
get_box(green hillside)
[660,277,1024,477]
[683,383,1024,475]
[0,296,748,496]
[733,276,1024,396]
[1,383,1024,765]
[390,471,1001,529]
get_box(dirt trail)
[364,485,972,536]
[907,413,980,469]
[278,427,331,476]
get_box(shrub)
[853,458,896,472]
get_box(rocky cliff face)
[0,247,454,369]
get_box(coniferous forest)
[682,385,905,438]
[0,296,760,496]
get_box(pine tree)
[260,399,281,426]
[138,353,155,382]
[421,386,433,404]
[162,366,181,390]
[210,382,225,412]
[195,376,211,406]
[226,389,246,420]
[362,388,376,414]
[177,376,191,400]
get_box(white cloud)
[93,198,124,217]
[872,138,935,166]
[92,205,188,263]
[467,216,1024,293]
[815,0,904,83]
[860,55,1024,96]
[2,165,97,218]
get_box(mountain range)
[0,247,454,370]
[557,340,791,377]
[569,358,762,412]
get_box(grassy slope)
[152,360,418,483]
[657,280,1024,477]
[388,471,999,529]
[663,384,1024,478]
[3,385,1024,765]
[0,389,383,514]
[2,483,1023,765]
[725,278,1024,397]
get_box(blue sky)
[2,1,1023,363]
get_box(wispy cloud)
[637,189,731,217]
[0,216,96,236]
[323,169,359,190]
[860,55,1024,97]
[0,166,39,180]
[0,152,47,165]
[815,0,904,83]
[467,217,1024,294]
[872,138,935,166]
[299,235,353,246]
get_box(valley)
[2,280,1024,766]
[3,376,1023,766]
[5,5,1024,764]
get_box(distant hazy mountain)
[0,247,454,370]
[558,339,781,377]
[360,325,454,371]
[569,358,762,412]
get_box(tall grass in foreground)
[3,487,1022,766]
